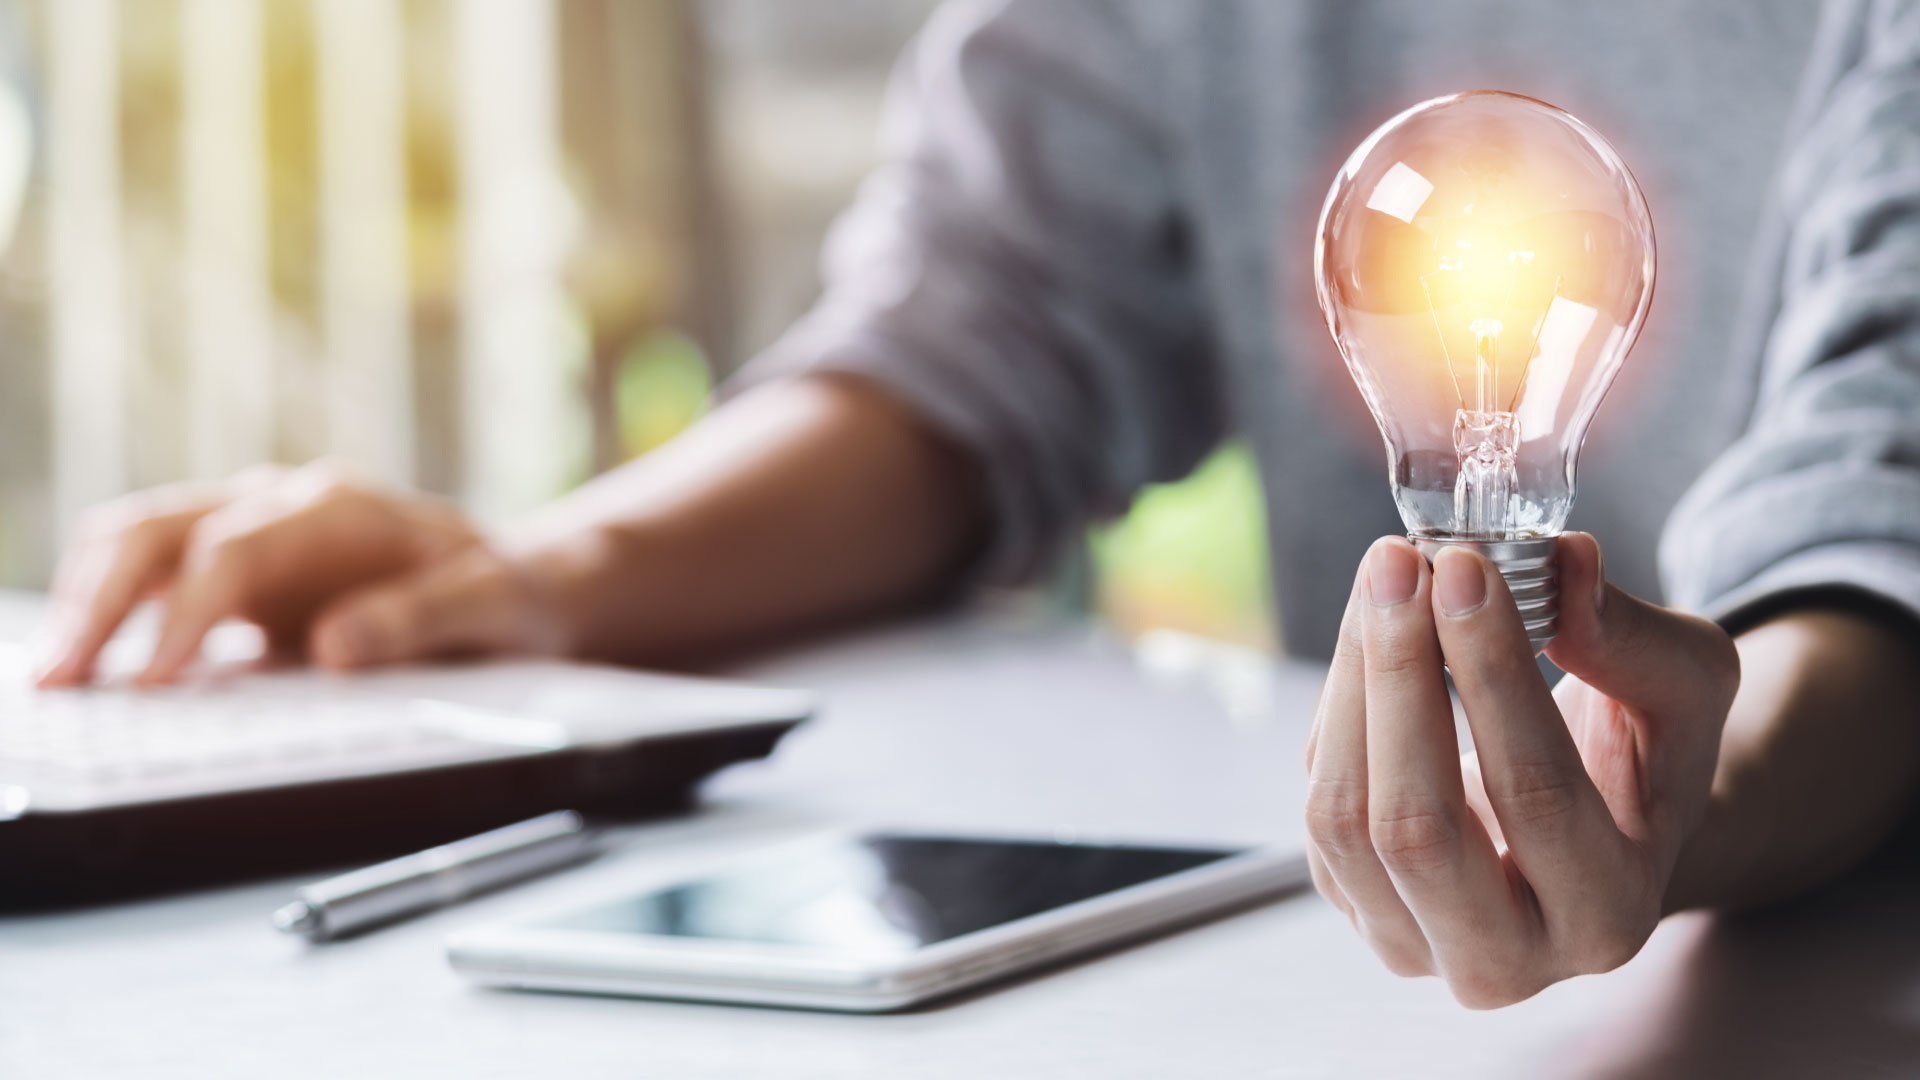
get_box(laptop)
[0,638,813,908]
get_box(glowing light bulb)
[1314,91,1655,647]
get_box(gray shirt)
[741,0,1920,658]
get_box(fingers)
[1313,536,1694,1005]
[36,533,167,686]
[1305,847,1352,920]
[37,471,296,686]
[1459,750,1507,851]
[1429,544,1649,968]
[1359,539,1535,995]
[40,462,494,685]
[1302,577,1363,772]
[124,462,492,684]
[1545,532,1739,715]
[310,548,544,670]
[36,493,221,686]
[1304,568,1434,976]
[137,504,280,685]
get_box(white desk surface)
[2,594,1917,1079]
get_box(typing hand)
[1303,534,1738,1008]
[34,461,561,687]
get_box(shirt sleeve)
[725,0,1223,585]
[1660,0,1920,629]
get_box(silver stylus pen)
[272,810,598,942]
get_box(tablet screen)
[546,834,1238,955]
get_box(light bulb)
[1314,91,1655,647]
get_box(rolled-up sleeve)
[727,0,1222,585]
[1661,1,1920,628]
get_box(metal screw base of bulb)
[1411,535,1559,652]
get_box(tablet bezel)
[445,830,1309,1012]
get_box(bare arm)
[496,375,990,666]
[1657,5,1920,905]
[1665,606,1920,912]
[34,376,988,684]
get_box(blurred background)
[0,0,1273,650]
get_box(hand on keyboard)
[34,461,562,688]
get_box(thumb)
[1544,532,1740,713]
[309,548,545,669]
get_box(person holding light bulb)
[33,1,1920,1007]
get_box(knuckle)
[295,456,353,485]
[355,591,415,637]
[291,458,373,506]
[1305,856,1343,907]
[1561,903,1655,975]
[1565,928,1644,977]
[1368,796,1460,875]
[1363,627,1432,682]
[102,514,167,554]
[231,462,293,490]
[1365,931,1434,979]
[1613,594,1653,653]
[458,546,512,582]
[437,547,514,602]
[1312,881,1356,926]
[314,478,362,508]
[1700,621,1742,705]
[1379,951,1432,980]
[1447,627,1541,692]
[76,493,169,540]
[1304,777,1372,859]
[192,523,259,574]
[1334,599,1364,658]
[1479,638,1542,684]
[1488,762,1584,836]
[309,476,366,509]
[1446,964,1543,1010]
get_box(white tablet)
[446,831,1309,1012]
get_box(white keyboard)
[0,685,562,814]
[0,647,815,816]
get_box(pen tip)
[272,900,319,937]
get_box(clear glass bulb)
[1314,90,1655,645]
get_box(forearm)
[1657,7,1920,913]
[504,376,988,665]
[1665,606,1920,913]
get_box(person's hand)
[1303,533,1739,1008]
[34,461,567,687]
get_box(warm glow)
[1343,163,1624,419]
[1316,91,1655,541]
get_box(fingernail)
[30,646,66,685]
[31,658,68,687]
[28,626,70,682]
[1367,540,1420,606]
[1434,547,1487,617]
[133,659,175,688]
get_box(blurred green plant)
[1091,443,1275,650]
[615,329,713,458]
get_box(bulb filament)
[1416,255,1570,538]
[1468,317,1503,412]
